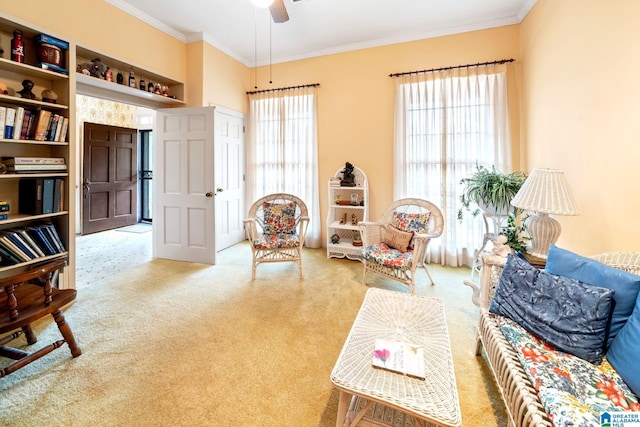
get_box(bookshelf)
[0,15,74,287]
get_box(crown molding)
[517,0,538,21]
[105,0,187,42]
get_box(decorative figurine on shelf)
[17,79,36,99]
[41,89,58,104]
[331,233,340,244]
[352,230,363,247]
[86,58,108,79]
[117,69,124,85]
[350,193,358,206]
[105,67,113,82]
[154,83,162,94]
[340,162,356,187]
[147,80,154,92]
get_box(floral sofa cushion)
[496,315,640,426]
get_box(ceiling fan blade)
[269,0,289,23]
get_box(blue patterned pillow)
[546,244,640,348]
[490,254,615,364]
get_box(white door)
[214,108,246,251]
[154,107,216,264]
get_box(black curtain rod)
[246,83,320,95]
[389,58,515,78]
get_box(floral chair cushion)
[496,315,640,426]
[262,202,297,235]
[252,233,300,250]
[392,211,431,234]
[392,211,431,249]
[361,242,413,271]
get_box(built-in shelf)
[75,45,185,107]
[76,74,185,107]
[0,57,69,81]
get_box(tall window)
[247,86,321,248]
[393,64,512,267]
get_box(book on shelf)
[0,223,66,264]
[3,157,66,165]
[57,117,69,142]
[371,338,426,380]
[40,223,65,253]
[46,114,60,141]
[6,163,67,173]
[4,107,16,139]
[42,178,55,214]
[0,233,33,262]
[33,110,52,141]
[0,242,23,265]
[25,225,57,256]
[19,110,33,139]
[19,178,44,215]
[12,107,24,140]
[37,62,69,75]
[53,178,64,212]
[0,106,6,137]
[0,214,7,221]
[15,227,45,258]
[0,201,9,212]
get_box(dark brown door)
[82,123,137,235]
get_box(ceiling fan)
[251,0,303,24]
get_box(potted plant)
[457,165,526,220]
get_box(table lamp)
[510,168,579,258]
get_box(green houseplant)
[457,165,526,220]
[458,165,529,252]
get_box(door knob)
[205,192,213,197]
[83,178,91,199]
[216,188,223,193]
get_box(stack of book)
[0,107,69,142]
[0,223,66,266]
[0,201,9,221]
[3,157,67,174]
[18,177,65,214]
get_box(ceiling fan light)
[250,0,274,8]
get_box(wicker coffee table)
[330,288,461,427]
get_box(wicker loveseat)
[465,250,640,427]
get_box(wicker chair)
[243,193,310,280]
[359,198,444,294]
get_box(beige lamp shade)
[511,168,579,258]
[511,168,579,215]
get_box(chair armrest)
[243,218,259,240]
[359,222,385,247]
[464,253,507,309]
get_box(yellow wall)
[254,26,521,242]
[520,0,640,253]
[3,0,185,83]
[202,42,251,112]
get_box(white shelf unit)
[0,15,74,286]
[326,166,368,261]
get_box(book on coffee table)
[372,338,426,379]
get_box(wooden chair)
[243,193,310,280]
[0,259,81,378]
[359,198,444,294]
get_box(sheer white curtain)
[393,64,511,267]
[247,86,321,248]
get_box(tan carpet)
[0,242,507,426]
